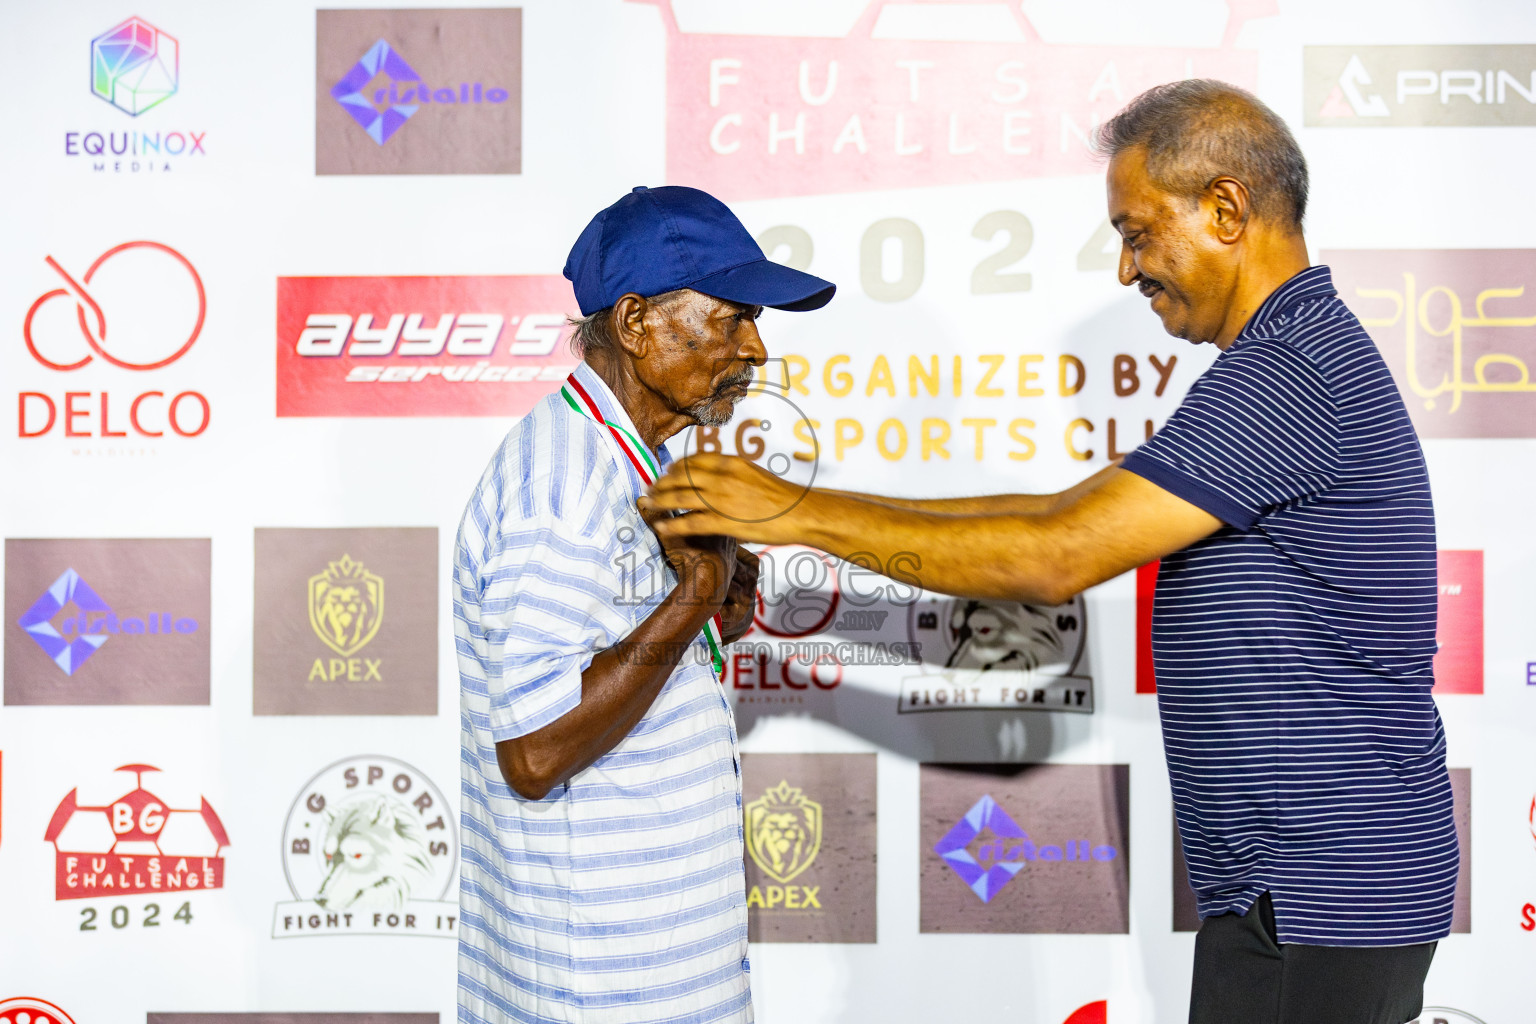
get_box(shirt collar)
[1237,265,1337,342]
[568,361,672,487]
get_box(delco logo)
[44,764,229,900]
[934,794,1118,904]
[1307,45,1536,127]
[19,241,210,443]
[18,568,199,676]
[277,275,575,417]
[0,998,78,1024]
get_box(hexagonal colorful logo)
[91,17,179,116]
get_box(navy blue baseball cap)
[563,186,836,316]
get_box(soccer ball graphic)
[44,764,228,857]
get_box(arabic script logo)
[44,764,229,900]
[18,570,112,675]
[92,17,179,116]
[0,997,79,1024]
[308,555,384,658]
[331,41,422,145]
[23,241,205,371]
[745,780,822,884]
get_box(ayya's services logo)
[741,753,876,943]
[316,9,521,174]
[5,539,210,705]
[275,756,457,937]
[921,763,1128,934]
[253,529,436,716]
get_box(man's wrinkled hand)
[637,496,738,618]
[646,454,805,546]
[717,544,760,644]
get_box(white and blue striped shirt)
[1124,266,1458,946]
[454,361,751,1023]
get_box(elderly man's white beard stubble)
[687,366,757,426]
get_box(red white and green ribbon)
[561,374,727,677]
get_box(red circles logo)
[23,241,206,371]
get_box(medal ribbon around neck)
[561,373,727,678]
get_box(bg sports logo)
[274,756,457,937]
[276,275,575,417]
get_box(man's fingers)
[734,545,760,572]
[652,510,729,538]
[636,496,668,528]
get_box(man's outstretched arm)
[644,456,1221,606]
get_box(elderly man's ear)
[613,293,651,357]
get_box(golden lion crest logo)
[308,554,384,657]
[745,780,822,884]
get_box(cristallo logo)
[308,554,383,658]
[746,780,822,885]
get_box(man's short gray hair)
[1095,79,1309,229]
[568,289,690,356]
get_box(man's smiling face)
[1107,145,1235,346]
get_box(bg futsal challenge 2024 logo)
[43,764,228,933]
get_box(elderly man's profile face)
[1107,146,1234,346]
[635,290,767,426]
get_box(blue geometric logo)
[330,40,422,145]
[17,569,112,675]
[933,795,1028,903]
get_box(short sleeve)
[477,506,633,742]
[1121,336,1340,531]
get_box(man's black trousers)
[1189,892,1437,1024]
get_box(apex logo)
[309,554,383,660]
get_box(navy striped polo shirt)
[1122,265,1459,946]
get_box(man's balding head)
[1097,80,1308,230]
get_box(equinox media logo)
[67,18,207,173]
[92,17,178,116]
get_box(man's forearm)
[496,581,720,800]
[820,462,1121,516]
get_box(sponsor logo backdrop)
[1,1,1531,1022]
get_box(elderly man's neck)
[583,351,690,451]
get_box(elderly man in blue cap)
[454,186,835,1024]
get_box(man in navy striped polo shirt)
[648,81,1457,1023]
